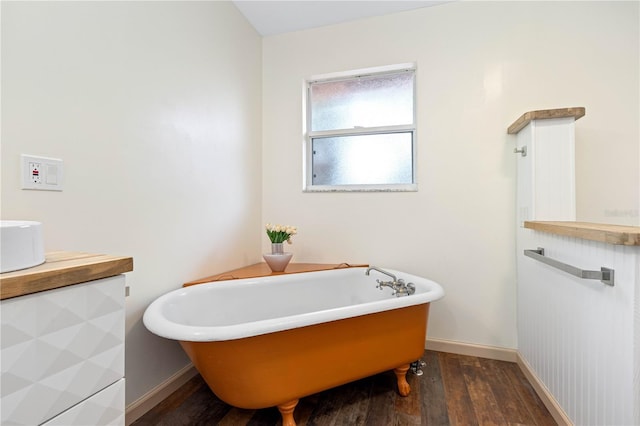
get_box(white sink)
[1,220,45,273]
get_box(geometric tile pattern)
[1,275,125,425]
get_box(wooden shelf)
[524,221,640,246]
[0,251,133,300]
[507,107,585,134]
[184,262,368,287]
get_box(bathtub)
[144,266,444,425]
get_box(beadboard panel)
[532,118,576,222]
[636,255,640,424]
[515,117,577,225]
[517,229,639,425]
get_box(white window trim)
[303,63,417,192]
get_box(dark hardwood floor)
[133,350,556,425]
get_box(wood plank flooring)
[132,350,556,426]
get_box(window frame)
[303,64,418,192]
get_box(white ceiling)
[232,1,450,36]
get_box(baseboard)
[125,363,198,425]
[425,337,518,362]
[516,353,573,426]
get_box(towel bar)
[524,247,615,286]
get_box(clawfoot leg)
[277,399,299,426]
[393,364,411,396]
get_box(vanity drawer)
[42,378,125,426]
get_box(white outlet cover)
[21,154,64,191]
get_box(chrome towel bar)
[524,247,615,286]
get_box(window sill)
[303,183,418,193]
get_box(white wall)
[1,1,262,405]
[262,1,639,349]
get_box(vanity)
[0,251,133,425]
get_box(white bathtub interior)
[144,267,444,342]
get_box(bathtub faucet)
[365,266,397,282]
[365,266,415,297]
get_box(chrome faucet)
[365,266,415,297]
[365,266,396,282]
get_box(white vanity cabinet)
[0,252,132,426]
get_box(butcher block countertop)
[525,221,640,246]
[184,262,368,287]
[507,107,585,134]
[0,251,133,300]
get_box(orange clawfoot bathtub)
[144,266,444,425]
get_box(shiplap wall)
[517,229,639,425]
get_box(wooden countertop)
[524,221,640,246]
[184,262,368,287]
[507,107,585,134]
[0,251,133,300]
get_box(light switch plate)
[21,154,64,191]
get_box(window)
[304,64,417,192]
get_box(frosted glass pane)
[312,133,413,185]
[310,71,414,131]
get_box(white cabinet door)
[1,275,125,425]
[42,379,125,426]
